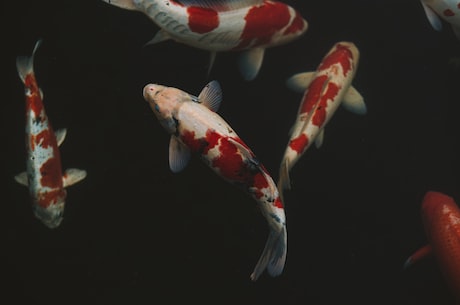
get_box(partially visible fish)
[15,40,87,229]
[421,0,460,39]
[277,42,366,198]
[143,80,286,280]
[405,191,460,301]
[102,0,308,80]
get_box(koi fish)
[143,80,286,280]
[404,191,460,301]
[15,40,87,229]
[102,0,308,80]
[277,42,366,197]
[421,0,460,39]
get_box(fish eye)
[154,104,160,112]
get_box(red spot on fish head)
[318,43,355,76]
[283,9,308,36]
[289,134,308,154]
[187,6,219,34]
[37,189,66,208]
[444,9,455,17]
[421,191,457,224]
[236,2,291,49]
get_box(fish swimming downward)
[143,80,286,280]
[15,40,87,229]
[420,0,460,39]
[404,191,460,302]
[277,42,366,198]
[102,0,308,80]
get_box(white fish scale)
[424,0,460,27]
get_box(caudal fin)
[250,225,287,281]
[16,39,42,83]
[277,159,291,202]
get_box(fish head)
[143,83,185,134]
[333,41,360,70]
[33,191,67,229]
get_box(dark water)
[2,1,460,304]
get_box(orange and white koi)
[143,80,286,280]
[277,42,366,197]
[421,0,460,39]
[15,40,87,229]
[404,191,460,301]
[102,0,308,80]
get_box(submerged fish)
[277,42,366,197]
[102,0,308,80]
[405,191,460,301]
[143,80,286,280]
[421,0,460,39]
[15,40,87,229]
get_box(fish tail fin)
[277,159,291,200]
[250,225,287,281]
[16,39,42,83]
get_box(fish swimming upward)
[143,80,286,281]
[102,0,308,80]
[15,40,87,229]
[404,191,460,301]
[277,42,366,198]
[421,0,460,39]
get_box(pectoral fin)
[238,47,265,81]
[55,128,67,147]
[169,136,191,173]
[14,172,28,186]
[342,86,367,115]
[145,30,172,46]
[63,168,87,188]
[198,80,222,112]
[403,244,432,269]
[286,72,315,93]
[421,1,443,31]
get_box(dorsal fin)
[198,80,222,112]
[175,0,263,11]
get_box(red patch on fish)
[300,75,329,114]
[312,82,340,127]
[318,44,353,76]
[25,74,44,115]
[34,130,53,149]
[37,189,65,208]
[443,9,455,17]
[187,6,219,34]
[273,197,284,209]
[40,156,63,188]
[236,2,291,49]
[283,10,305,35]
[289,134,308,154]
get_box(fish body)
[15,40,87,228]
[103,0,308,80]
[277,42,366,195]
[405,191,460,301]
[421,0,460,39]
[143,81,286,280]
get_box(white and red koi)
[143,80,286,280]
[102,0,308,80]
[15,40,87,229]
[404,191,460,301]
[277,42,366,197]
[421,0,460,39]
